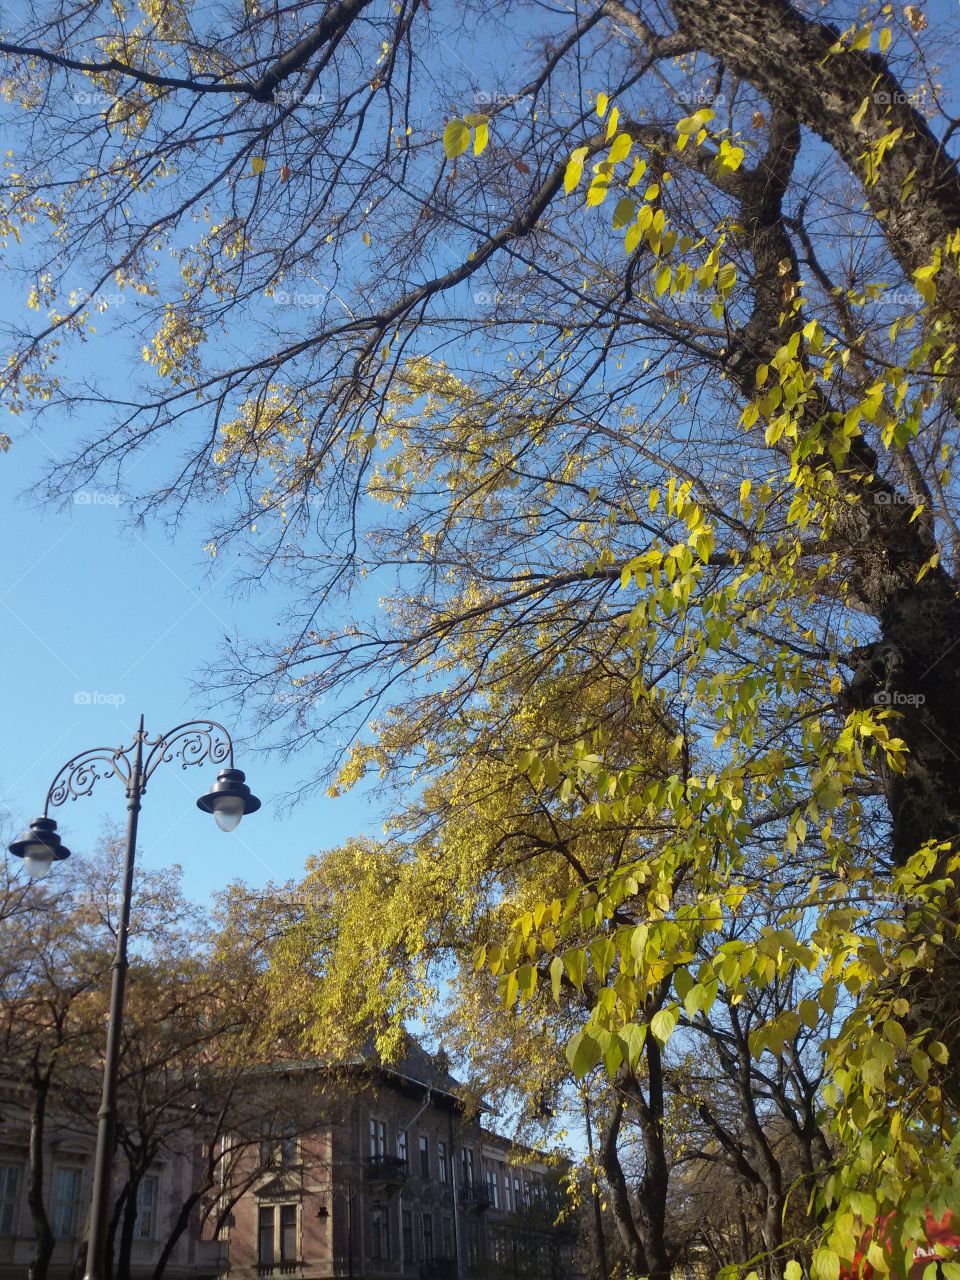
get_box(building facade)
[217,1049,577,1279]
[0,1049,578,1280]
[0,1084,226,1280]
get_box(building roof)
[248,1031,485,1111]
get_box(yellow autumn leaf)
[443,118,470,160]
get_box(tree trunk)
[150,1188,205,1280]
[599,1090,647,1275]
[27,1068,55,1280]
[582,1094,610,1280]
[115,1172,141,1280]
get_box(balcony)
[459,1182,492,1211]
[364,1153,408,1189]
[256,1264,302,1277]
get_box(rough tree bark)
[27,1063,55,1280]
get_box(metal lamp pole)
[7,716,261,1280]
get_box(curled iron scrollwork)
[141,720,233,785]
[43,720,236,812]
[46,748,134,809]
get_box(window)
[486,1167,500,1209]
[503,1170,512,1212]
[523,1179,532,1208]
[513,1175,521,1210]
[422,1212,434,1261]
[461,1147,474,1191]
[260,1121,297,1168]
[371,1207,390,1260]
[437,1140,448,1184]
[135,1175,159,1240]
[369,1117,387,1157]
[258,1204,298,1264]
[258,1206,274,1264]
[52,1168,81,1239]
[397,1128,408,1171]
[280,1205,297,1261]
[442,1215,454,1260]
[0,1165,20,1235]
[419,1134,430,1180]
[402,1208,414,1263]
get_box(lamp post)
[7,716,260,1280]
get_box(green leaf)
[612,197,635,229]
[473,120,489,155]
[549,955,564,1002]
[684,982,716,1018]
[799,998,820,1029]
[673,967,695,1001]
[650,1005,679,1046]
[566,1030,601,1079]
[812,1248,840,1280]
[443,119,470,159]
[619,1022,647,1069]
[563,948,587,991]
[603,1034,624,1075]
[928,1039,949,1064]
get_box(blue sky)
[0,0,563,906]
[0,421,386,903]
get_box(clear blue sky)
[0,422,385,903]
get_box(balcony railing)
[364,1153,408,1187]
[256,1264,302,1276]
[459,1182,492,1211]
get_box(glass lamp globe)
[197,769,261,832]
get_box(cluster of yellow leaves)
[141,304,206,384]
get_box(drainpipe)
[449,1111,464,1280]
[398,1090,431,1276]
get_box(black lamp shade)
[196,769,261,831]
[8,816,72,877]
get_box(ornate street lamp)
[6,717,260,1280]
